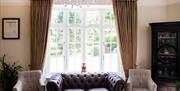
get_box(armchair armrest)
[13,80,22,91]
[107,73,125,91]
[47,73,63,91]
[126,77,132,91]
[39,76,46,91]
[148,79,157,91]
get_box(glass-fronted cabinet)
[150,22,180,83]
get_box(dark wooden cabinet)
[150,22,180,83]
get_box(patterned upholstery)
[13,70,44,91]
[133,88,148,91]
[127,69,157,91]
[47,72,125,91]
[61,73,108,90]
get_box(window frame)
[45,5,119,73]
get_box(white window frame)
[44,5,120,74]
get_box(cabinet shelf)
[158,62,176,66]
[157,75,177,80]
[158,54,176,56]
[158,37,176,39]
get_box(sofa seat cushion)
[88,88,109,91]
[64,89,85,91]
[133,88,148,91]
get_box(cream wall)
[137,0,168,69]
[136,0,180,69]
[0,0,30,70]
[166,0,180,21]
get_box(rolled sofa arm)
[107,73,125,91]
[47,73,63,91]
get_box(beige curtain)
[31,0,53,70]
[112,0,138,77]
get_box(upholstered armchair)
[127,69,157,91]
[13,70,45,91]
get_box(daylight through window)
[44,5,123,75]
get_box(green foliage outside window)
[104,11,115,24]
[56,12,63,24]
[49,10,117,56]
[69,11,81,24]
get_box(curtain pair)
[30,0,137,78]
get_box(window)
[44,5,123,75]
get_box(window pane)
[111,29,117,43]
[51,10,64,24]
[86,43,100,72]
[49,28,64,55]
[69,28,74,42]
[68,43,82,72]
[69,28,81,42]
[112,43,117,53]
[103,11,115,25]
[87,43,100,56]
[103,28,118,72]
[49,28,64,42]
[68,27,82,72]
[104,29,111,43]
[86,11,100,25]
[49,54,64,73]
[104,43,118,72]
[68,11,82,25]
[104,28,117,43]
[86,28,100,72]
[86,28,100,43]
[104,55,118,72]
[47,28,64,73]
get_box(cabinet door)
[156,31,178,80]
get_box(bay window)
[44,5,123,75]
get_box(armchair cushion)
[64,89,85,91]
[133,88,148,91]
[88,88,109,91]
[129,69,150,88]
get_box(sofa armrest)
[47,73,63,91]
[107,73,125,91]
[13,80,22,91]
[126,78,132,91]
[148,78,157,91]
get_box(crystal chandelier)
[63,0,97,8]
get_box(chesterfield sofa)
[46,72,125,91]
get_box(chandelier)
[63,0,97,8]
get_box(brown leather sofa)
[47,72,125,91]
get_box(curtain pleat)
[30,0,53,70]
[112,0,138,77]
